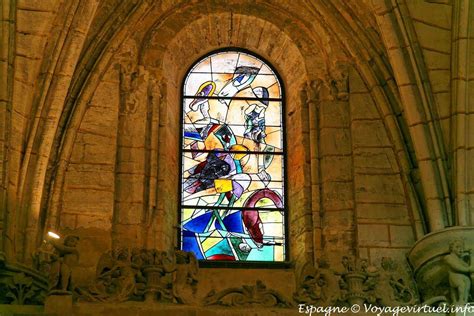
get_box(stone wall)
[1,0,474,314]
[349,67,416,263]
[62,72,119,232]
[52,43,419,298]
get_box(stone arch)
[39,2,338,265]
[146,12,320,262]
[14,0,439,268]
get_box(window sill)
[198,260,293,269]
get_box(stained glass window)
[180,50,286,262]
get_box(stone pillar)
[319,63,356,264]
[302,80,323,263]
[451,0,474,226]
[0,0,15,256]
[144,75,161,249]
[112,43,152,248]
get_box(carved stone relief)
[293,257,340,306]
[76,248,199,304]
[294,255,419,307]
[300,79,323,108]
[203,280,293,308]
[329,62,349,101]
[0,252,48,305]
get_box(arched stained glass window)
[180,50,287,263]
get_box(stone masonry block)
[16,32,46,59]
[358,224,389,247]
[414,21,451,54]
[320,101,350,128]
[75,214,112,230]
[355,174,406,204]
[322,181,354,211]
[349,66,368,93]
[321,156,352,182]
[353,147,398,174]
[320,128,352,156]
[357,203,409,222]
[428,69,450,93]
[406,0,451,30]
[352,120,391,148]
[17,0,60,12]
[389,225,415,247]
[16,10,54,35]
[350,93,380,120]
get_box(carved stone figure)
[374,257,418,307]
[444,239,474,304]
[173,250,199,304]
[77,248,141,302]
[203,280,292,308]
[293,262,323,304]
[48,235,80,294]
[300,79,322,108]
[330,62,349,101]
[32,240,57,276]
[119,65,149,115]
[293,258,340,306]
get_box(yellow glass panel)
[267,84,281,99]
[264,101,282,127]
[201,230,223,251]
[225,99,248,127]
[274,245,284,261]
[255,198,276,208]
[214,179,233,193]
[260,211,283,223]
[206,99,228,123]
[182,208,194,221]
[204,133,224,150]
[265,127,282,150]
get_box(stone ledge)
[0,303,449,316]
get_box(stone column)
[0,0,15,256]
[301,80,323,263]
[112,45,152,248]
[319,63,357,264]
[452,0,474,226]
